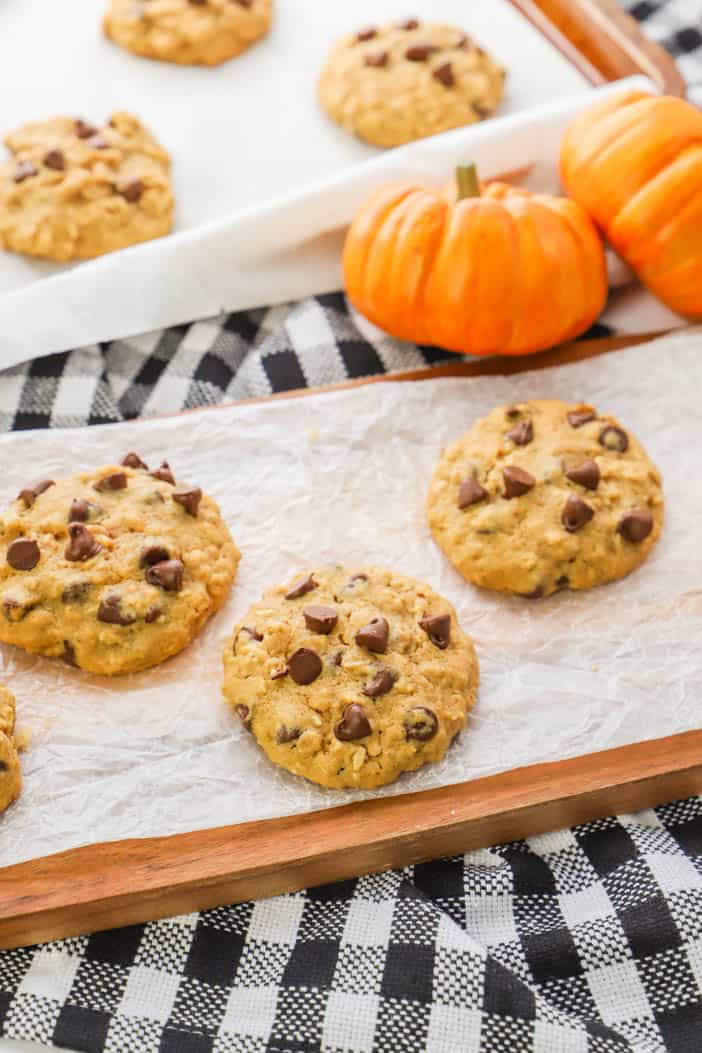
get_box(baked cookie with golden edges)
[427,400,663,598]
[0,112,173,262]
[0,456,239,675]
[0,686,21,816]
[318,18,505,148]
[104,0,273,66]
[222,565,479,789]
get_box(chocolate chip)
[276,725,301,744]
[75,119,98,139]
[404,706,438,741]
[505,405,522,419]
[561,495,594,533]
[364,50,389,68]
[618,508,654,543]
[232,0,253,6]
[18,479,54,508]
[173,487,202,517]
[0,760,7,772]
[120,452,148,469]
[69,498,95,523]
[62,641,77,666]
[507,419,533,446]
[271,667,289,680]
[567,407,596,428]
[145,559,184,592]
[145,606,162,624]
[433,62,455,87]
[458,476,488,509]
[150,462,175,485]
[62,581,90,604]
[288,647,322,685]
[2,596,35,622]
[398,18,419,29]
[94,472,127,492]
[118,179,144,204]
[6,538,39,571]
[556,575,569,587]
[285,573,317,600]
[335,704,371,741]
[140,545,170,568]
[599,425,628,453]
[43,150,65,171]
[355,617,389,654]
[566,458,600,491]
[303,604,338,634]
[13,161,37,183]
[235,704,251,729]
[356,26,377,41]
[419,613,451,649]
[502,465,535,499]
[472,102,489,119]
[240,625,263,642]
[363,667,397,698]
[405,43,437,61]
[331,649,344,667]
[97,595,135,626]
[65,523,102,562]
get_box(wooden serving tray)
[0,2,688,951]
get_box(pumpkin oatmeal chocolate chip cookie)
[0,112,173,262]
[318,18,505,148]
[104,0,273,66]
[427,400,663,598]
[0,686,21,816]
[222,565,479,789]
[0,456,239,675]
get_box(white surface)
[0,0,596,364]
[0,329,700,875]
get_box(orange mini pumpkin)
[342,165,607,356]
[561,90,702,318]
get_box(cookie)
[222,565,479,789]
[427,400,663,598]
[318,18,505,148]
[0,112,173,262]
[0,686,21,817]
[103,0,273,67]
[0,456,239,675]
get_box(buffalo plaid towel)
[1,3,702,1052]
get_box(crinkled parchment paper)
[0,329,700,868]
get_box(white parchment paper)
[0,329,700,869]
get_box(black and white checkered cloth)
[1,3,701,1052]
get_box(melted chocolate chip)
[567,407,596,428]
[404,706,438,741]
[276,725,302,744]
[119,179,144,203]
[140,545,170,568]
[150,462,175,485]
[235,704,251,729]
[335,703,371,741]
[18,478,54,508]
[433,61,455,87]
[13,161,37,183]
[97,595,135,625]
[94,472,127,492]
[2,596,35,622]
[405,43,437,61]
[62,582,91,604]
[364,50,389,67]
[288,647,322,685]
[62,641,77,666]
[599,425,628,453]
[356,26,377,41]
[285,573,317,600]
[173,487,202,517]
[397,18,419,29]
[145,559,184,592]
[505,405,521,419]
[566,458,600,491]
[458,476,488,509]
[556,575,570,588]
[43,149,65,171]
[561,494,594,533]
[507,419,533,446]
[355,616,389,654]
[331,649,344,667]
[68,498,100,523]
[240,625,263,642]
[502,465,535,499]
[120,452,148,469]
[75,119,98,139]
[618,508,654,543]
[145,606,162,623]
[362,667,397,698]
[6,538,39,571]
[65,523,102,562]
[419,613,451,649]
[303,604,338,634]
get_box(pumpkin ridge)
[529,198,593,344]
[359,188,427,334]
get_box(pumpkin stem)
[456,164,480,200]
